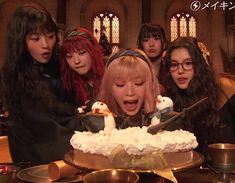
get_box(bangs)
[99,52,157,115]
[61,37,90,55]
[109,56,149,82]
[143,30,161,39]
[27,12,57,34]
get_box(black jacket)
[7,58,86,163]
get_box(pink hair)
[98,49,160,115]
[60,27,104,105]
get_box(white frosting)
[70,127,198,157]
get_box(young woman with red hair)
[60,27,104,107]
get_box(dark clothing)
[195,94,235,161]
[216,94,235,143]
[99,32,111,56]
[166,92,235,161]
[63,83,94,108]
[7,58,86,164]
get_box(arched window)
[170,13,196,41]
[93,11,120,55]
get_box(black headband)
[106,49,150,67]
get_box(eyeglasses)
[169,61,193,71]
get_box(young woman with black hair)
[164,37,235,159]
[1,4,86,163]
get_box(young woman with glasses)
[163,36,235,160]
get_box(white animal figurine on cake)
[91,101,116,131]
[77,107,84,114]
[150,95,174,126]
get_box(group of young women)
[1,3,234,164]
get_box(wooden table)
[2,165,235,183]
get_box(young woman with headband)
[60,27,104,107]
[98,48,160,128]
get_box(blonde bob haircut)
[98,48,160,116]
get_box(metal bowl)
[0,165,17,182]
[208,143,235,172]
[83,169,139,183]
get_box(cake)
[71,98,199,170]
[70,127,198,170]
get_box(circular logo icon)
[190,1,201,11]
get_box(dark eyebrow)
[183,58,192,62]
[29,32,40,36]
[171,58,192,63]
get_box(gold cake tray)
[17,164,83,183]
[64,150,204,173]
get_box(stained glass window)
[93,17,101,42]
[170,17,178,41]
[93,11,120,55]
[179,16,187,36]
[189,17,196,38]
[170,13,196,41]
[112,16,119,44]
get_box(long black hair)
[1,4,59,117]
[164,37,222,154]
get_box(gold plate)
[64,150,204,173]
[17,164,83,183]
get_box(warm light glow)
[92,11,120,54]
[170,17,178,41]
[93,16,101,41]
[103,16,110,41]
[112,16,119,43]
[112,170,117,176]
[170,12,196,41]
[189,17,196,37]
[180,16,187,36]
[112,45,119,53]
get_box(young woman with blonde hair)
[98,48,160,128]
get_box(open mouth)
[124,100,138,111]
[42,52,50,59]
